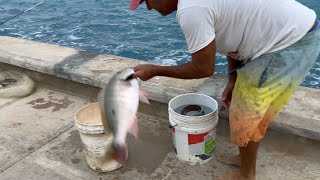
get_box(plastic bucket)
[168,93,218,164]
[74,103,122,172]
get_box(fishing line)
[0,0,47,26]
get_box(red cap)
[129,0,144,10]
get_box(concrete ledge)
[1,36,320,141]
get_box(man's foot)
[216,154,241,167]
[215,170,256,180]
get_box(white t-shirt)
[177,0,316,60]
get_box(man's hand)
[222,55,239,108]
[221,81,235,108]
[133,64,157,81]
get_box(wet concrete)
[27,96,74,112]
[0,85,319,179]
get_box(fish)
[98,67,149,165]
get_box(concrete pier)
[0,36,319,179]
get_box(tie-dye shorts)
[230,28,320,147]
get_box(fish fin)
[129,116,139,139]
[139,89,150,104]
[113,143,128,165]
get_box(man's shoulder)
[177,6,213,19]
[176,6,216,27]
[177,5,212,13]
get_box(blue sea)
[0,0,319,89]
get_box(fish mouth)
[116,67,136,81]
[125,74,136,81]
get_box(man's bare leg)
[216,141,259,180]
[239,141,259,179]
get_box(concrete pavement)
[0,85,319,180]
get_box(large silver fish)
[98,67,149,165]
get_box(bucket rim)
[169,115,219,129]
[168,93,218,118]
[74,102,104,127]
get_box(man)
[129,0,320,179]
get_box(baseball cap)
[130,0,144,10]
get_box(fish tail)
[112,143,128,165]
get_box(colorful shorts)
[230,28,320,147]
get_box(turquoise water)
[0,0,319,89]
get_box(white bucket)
[74,103,122,172]
[168,93,218,164]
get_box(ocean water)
[0,0,319,89]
